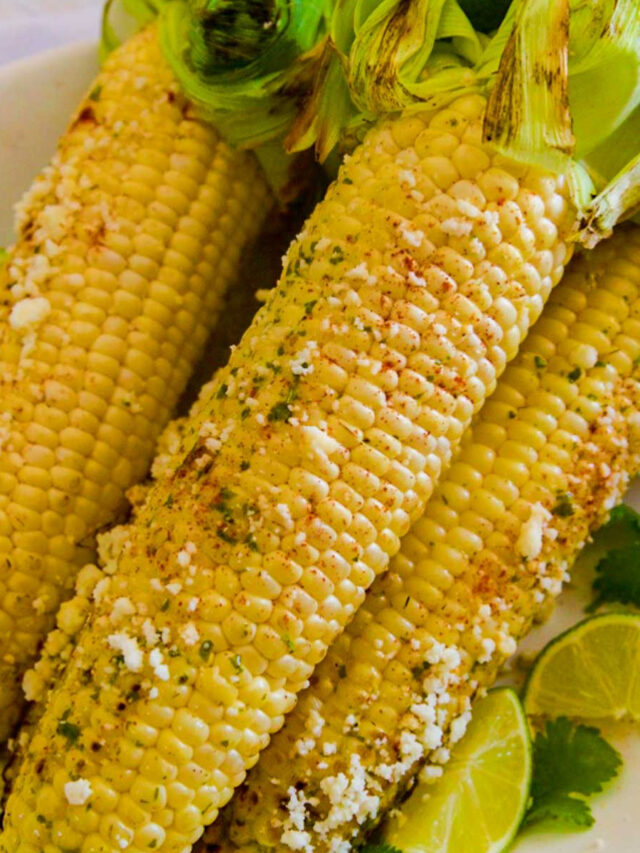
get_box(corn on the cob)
[0,23,271,741]
[203,225,640,853]
[0,90,581,853]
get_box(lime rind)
[523,613,640,722]
[384,688,531,853]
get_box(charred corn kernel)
[202,226,640,853]
[1,94,579,852]
[0,24,270,739]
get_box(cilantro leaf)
[525,793,594,829]
[606,504,640,532]
[589,544,640,612]
[588,504,640,612]
[524,718,622,829]
[0,247,7,269]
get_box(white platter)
[0,39,638,853]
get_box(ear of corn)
[0,24,271,741]
[0,90,580,853]
[203,225,640,853]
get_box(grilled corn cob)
[0,92,581,853]
[0,23,271,740]
[204,225,640,853]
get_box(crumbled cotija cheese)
[64,778,92,806]
[107,633,142,672]
[9,296,50,330]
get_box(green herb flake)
[411,661,432,679]
[57,720,81,744]
[199,640,213,661]
[231,654,243,673]
[217,527,237,544]
[568,366,582,383]
[552,492,574,518]
[534,355,547,370]
[304,300,318,316]
[216,383,228,399]
[268,401,291,423]
[281,633,295,652]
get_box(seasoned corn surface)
[0,95,577,851]
[205,226,640,853]
[0,25,270,740]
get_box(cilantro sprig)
[589,504,640,612]
[524,717,622,829]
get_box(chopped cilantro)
[164,494,174,508]
[534,355,546,370]
[217,527,237,544]
[0,247,8,269]
[268,401,291,422]
[524,717,622,829]
[588,504,640,611]
[231,654,243,673]
[281,633,295,652]
[88,84,102,101]
[411,661,432,679]
[216,383,228,399]
[568,367,582,383]
[57,720,81,744]
[304,300,318,316]
[329,246,345,265]
[199,640,213,661]
[552,492,574,518]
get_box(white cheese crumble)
[440,218,473,237]
[107,633,142,672]
[517,503,552,560]
[399,224,425,248]
[177,549,191,568]
[450,710,472,744]
[281,787,311,852]
[314,753,380,838]
[180,622,200,646]
[149,648,169,681]
[109,597,135,624]
[64,778,92,806]
[398,169,417,187]
[9,296,50,330]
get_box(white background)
[0,0,102,66]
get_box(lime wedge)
[384,689,531,853]
[524,613,640,721]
